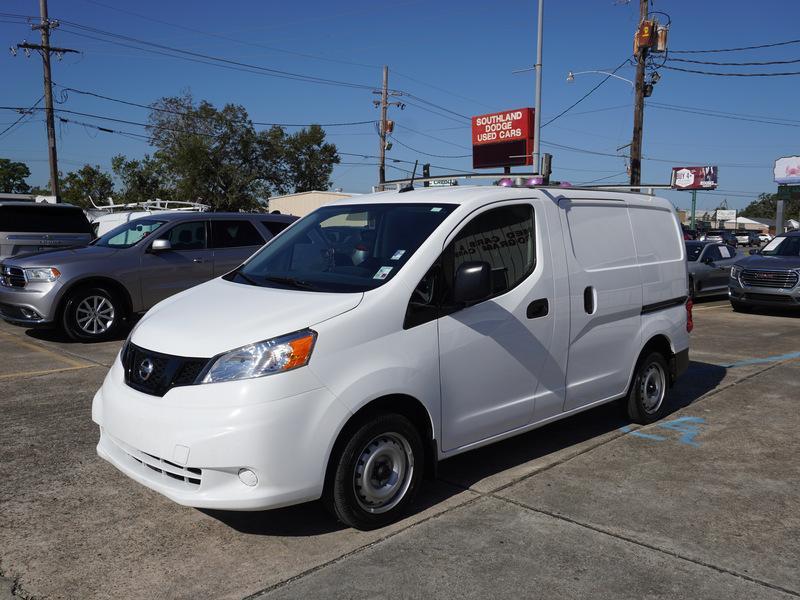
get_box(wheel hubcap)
[641,362,666,414]
[353,432,414,514]
[75,295,115,335]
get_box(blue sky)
[1,0,799,211]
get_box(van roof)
[124,211,296,223]
[329,185,675,212]
[0,201,84,209]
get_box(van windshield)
[93,219,166,249]
[227,203,456,292]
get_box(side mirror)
[453,261,492,304]
[150,239,172,252]
[701,256,714,265]
[749,249,759,255]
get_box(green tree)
[0,158,32,193]
[111,154,172,203]
[740,192,800,220]
[61,164,115,208]
[146,93,339,210]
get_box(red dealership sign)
[471,108,535,169]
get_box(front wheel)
[626,352,670,424]
[324,413,424,530]
[61,286,125,342]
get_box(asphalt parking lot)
[1,298,799,599]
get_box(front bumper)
[729,280,800,308]
[0,280,61,325]
[92,356,351,511]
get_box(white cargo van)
[92,185,691,529]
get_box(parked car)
[735,231,760,247]
[701,230,738,247]
[0,201,93,260]
[0,212,296,340]
[92,186,691,530]
[685,241,742,299]
[758,233,773,243]
[729,231,800,311]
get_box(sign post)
[471,108,535,170]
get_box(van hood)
[5,245,118,266]
[739,255,800,270]
[132,277,364,357]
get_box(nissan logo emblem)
[138,358,155,381]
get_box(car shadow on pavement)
[24,319,135,344]
[202,361,726,536]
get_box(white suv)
[92,186,691,529]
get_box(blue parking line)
[721,351,800,369]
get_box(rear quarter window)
[0,205,92,234]
[629,207,682,264]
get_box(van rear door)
[558,198,642,411]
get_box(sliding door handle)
[584,286,595,314]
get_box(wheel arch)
[56,276,133,322]
[323,393,437,494]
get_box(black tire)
[730,300,753,313]
[61,285,125,342]
[626,352,670,425]
[324,413,424,530]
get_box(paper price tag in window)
[391,250,405,260]
[719,246,731,258]
[373,266,393,280]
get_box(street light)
[566,70,634,88]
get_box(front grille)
[110,435,202,487]
[0,265,25,288]
[740,269,799,289]
[744,293,797,304]
[123,342,210,397]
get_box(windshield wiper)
[263,275,317,291]
[235,271,262,286]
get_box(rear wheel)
[61,286,125,342]
[626,352,670,424]
[324,413,424,530]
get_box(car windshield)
[93,219,166,249]
[685,242,704,261]
[226,203,456,293]
[760,236,800,257]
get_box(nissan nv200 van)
[92,186,691,529]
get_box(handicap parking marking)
[620,416,706,448]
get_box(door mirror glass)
[150,239,172,252]
[701,256,713,265]
[453,261,492,304]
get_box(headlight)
[201,329,317,384]
[730,265,743,279]
[24,267,61,282]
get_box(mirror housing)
[749,249,759,255]
[701,256,714,265]
[453,261,492,304]
[150,239,172,252]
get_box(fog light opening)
[238,468,258,487]
[20,308,41,319]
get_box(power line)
[668,56,800,67]
[394,123,471,150]
[670,39,800,54]
[649,102,800,128]
[662,65,800,77]
[54,84,377,127]
[387,135,471,158]
[0,96,43,138]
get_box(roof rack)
[377,173,672,196]
[89,198,210,212]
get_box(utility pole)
[372,67,405,190]
[629,0,648,188]
[690,189,697,230]
[532,0,544,174]
[378,66,389,189]
[14,0,77,201]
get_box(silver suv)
[0,212,296,341]
[0,201,93,259]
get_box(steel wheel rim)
[641,362,666,414]
[353,432,414,514]
[75,295,115,335]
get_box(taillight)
[685,298,694,333]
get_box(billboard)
[774,156,800,185]
[471,108,534,169]
[670,166,718,190]
[716,209,736,222]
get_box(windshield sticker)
[391,250,406,260]
[762,237,782,252]
[719,246,731,258]
[431,207,442,212]
[373,266,393,280]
